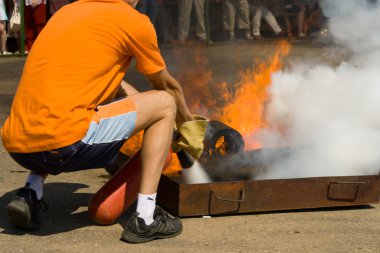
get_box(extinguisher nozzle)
[176,150,195,169]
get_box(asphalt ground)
[0,39,379,253]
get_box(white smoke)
[258,0,380,179]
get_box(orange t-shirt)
[1,0,165,153]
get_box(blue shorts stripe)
[81,111,137,145]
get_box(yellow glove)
[172,115,209,159]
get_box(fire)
[219,41,290,149]
[177,49,231,117]
[118,41,291,172]
[182,41,291,150]
[162,153,181,175]
[214,136,227,156]
[120,131,181,175]
[120,131,144,157]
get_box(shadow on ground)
[0,182,95,235]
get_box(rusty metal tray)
[157,149,380,217]
[157,174,380,217]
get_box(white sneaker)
[1,50,12,55]
[298,33,306,38]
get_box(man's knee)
[155,90,176,118]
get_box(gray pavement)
[0,40,379,253]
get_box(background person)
[155,0,176,44]
[24,0,47,51]
[222,0,252,40]
[177,0,207,43]
[249,0,284,39]
[289,0,317,37]
[269,0,292,37]
[0,0,10,54]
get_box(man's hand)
[172,115,209,159]
[145,68,194,123]
[145,68,207,158]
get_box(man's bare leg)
[125,90,176,226]
[128,90,176,194]
[121,90,183,243]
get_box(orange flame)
[120,131,144,157]
[118,42,291,173]
[162,153,181,176]
[120,130,181,175]
[215,136,227,156]
[181,42,291,150]
[219,42,290,149]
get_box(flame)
[219,42,290,149]
[118,41,291,173]
[162,153,181,176]
[120,131,181,175]
[181,41,291,150]
[177,49,230,117]
[120,131,144,157]
[214,136,227,156]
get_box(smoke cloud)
[258,0,380,179]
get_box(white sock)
[26,174,44,200]
[136,193,157,225]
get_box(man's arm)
[115,80,139,98]
[145,68,194,123]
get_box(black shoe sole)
[6,199,39,230]
[120,226,183,244]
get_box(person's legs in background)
[250,4,262,39]
[261,6,282,36]
[296,4,306,37]
[33,4,47,38]
[0,20,8,54]
[236,0,252,40]
[177,0,193,42]
[156,2,176,44]
[24,5,35,51]
[193,0,206,41]
[24,4,46,51]
[281,11,292,37]
[222,0,236,40]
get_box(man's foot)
[6,185,48,230]
[121,206,182,243]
